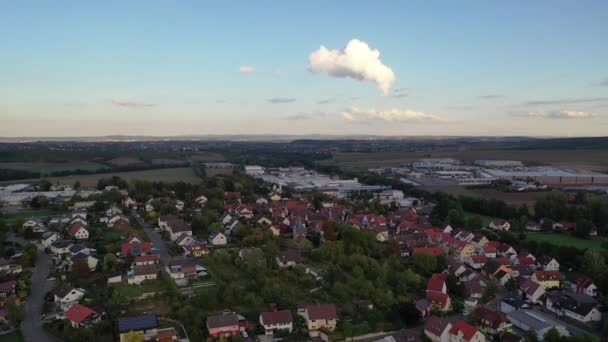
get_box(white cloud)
[514,110,596,119]
[341,107,444,123]
[239,65,256,73]
[308,39,396,95]
[111,99,155,108]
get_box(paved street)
[22,248,58,342]
[131,211,171,270]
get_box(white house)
[489,219,510,231]
[424,316,452,342]
[209,231,227,246]
[67,224,89,240]
[127,265,158,285]
[546,292,602,323]
[41,232,61,248]
[195,195,208,207]
[536,256,560,271]
[23,218,47,233]
[53,285,86,311]
[260,310,293,335]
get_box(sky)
[1,1,608,137]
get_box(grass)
[0,332,24,342]
[1,209,59,224]
[526,232,608,250]
[0,162,108,174]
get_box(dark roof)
[117,314,158,333]
[548,292,598,316]
[425,316,451,336]
[260,310,293,325]
[53,284,76,298]
[306,304,337,320]
[206,313,239,329]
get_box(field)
[526,232,608,250]
[0,167,201,187]
[426,185,550,205]
[106,157,145,166]
[0,162,108,173]
[320,149,608,172]
[189,152,225,161]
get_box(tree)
[505,277,518,292]
[6,298,23,326]
[543,328,561,342]
[103,253,117,273]
[393,302,422,326]
[523,330,538,342]
[482,281,498,303]
[411,254,437,276]
[574,219,593,238]
[447,208,466,228]
[122,331,143,342]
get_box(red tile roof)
[413,247,444,257]
[306,304,337,320]
[425,316,451,336]
[135,255,160,263]
[67,223,86,237]
[449,320,479,342]
[427,278,446,294]
[427,291,449,307]
[260,310,293,325]
[65,304,97,324]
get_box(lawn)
[0,332,24,342]
[526,232,608,250]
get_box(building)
[531,270,561,289]
[117,314,160,342]
[128,265,158,285]
[474,160,523,168]
[209,231,227,246]
[573,277,598,297]
[300,304,337,337]
[65,304,100,328]
[519,279,545,304]
[545,292,602,323]
[506,310,569,339]
[489,219,510,231]
[67,223,89,240]
[449,320,485,342]
[206,312,249,338]
[536,256,560,271]
[471,307,508,335]
[424,316,452,342]
[23,217,47,233]
[259,310,293,335]
[53,285,85,311]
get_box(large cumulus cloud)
[308,39,396,95]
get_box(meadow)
[526,232,607,250]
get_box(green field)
[526,232,607,250]
[0,162,109,174]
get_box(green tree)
[543,328,561,342]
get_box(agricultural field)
[189,151,225,161]
[0,167,202,187]
[319,149,608,172]
[526,232,608,250]
[0,162,108,173]
[426,185,550,205]
[106,157,145,166]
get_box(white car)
[240,331,248,338]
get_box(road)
[131,211,171,271]
[22,248,58,342]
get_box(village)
[0,161,606,342]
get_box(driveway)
[22,248,58,342]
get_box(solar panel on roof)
[117,314,158,333]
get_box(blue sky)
[1,1,607,137]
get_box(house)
[67,223,89,240]
[455,230,475,243]
[175,200,185,211]
[206,312,249,338]
[260,310,293,335]
[0,280,17,299]
[449,320,485,342]
[23,217,47,233]
[463,279,485,299]
[182,241,208,257]
[489,219,510,231]
[301,304,337,336]
[472,307,507,335]
[536,256,559,271]
[69,253,99,271]
[519,278,545,304]
[165,219,192,241]
[467,255,488,270]
[276,250,306,268]
[175,233,195,247]
[65,303,100,328]
[471,235,489,251]
[525,221,542,231]
[209,231,227,246]
[107,272,122,284]
[531,270,561,289]
[53,284,85,311]
[449,258,467,277]
[128,265,158,285]
[481,245,497,258]
[573,277,598,297]
[194,195,208,207]
[553,221,576,231]
[117,314,159,342]
[105,205,122,217]
[166,258,204,285]
[546,292,602,323]
[122,197,138,209]
[500,296,528,314]
[424,316,452,342]
[41,231,61,248]
[121,236,154,257]
[506,310,569,339]
[427,291,451,312]
[427,274,447,294]
[451,240,476,262]
[50,240,73,255]
[145,199,156,212]
[135,255,160,266]
[496,244,516,257]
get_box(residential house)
[519,278,545,304]
[209,231,227,246]
[41,231,61,248]
[545,292,602,323]
[413,247,444,257]
[489,219,510,231]
[166,258,204,285]
[122,197,138,209]
[276,250,306,268]
[463,279,485,300]
[481,245,497,258]
[135,255,160,266]
[500,296,528,314]
[301,304,337,337]
[525,221,542,231]
[194,195,208,207]
[472,307,507,335]
[449,320,485,342]
[427,291,451,312]
[117,314,160,342]
[67,223,89,240]
[471,235,489,251]
[69,253,99,271]
[128,265,158,285]
[53,284,85,311]
[23,217,47,233]
[0,280,17,299]
[165,219,192,241]
[121,236,153,257]
[427,274,447,295]
[50,240,72,256]
[260,310,293,335]
[182,241,208,257]
[65,304,100,328]
[206,312,249,338]
[467,255,488,270]
[536,256,559,271]
[573,277,598,297]
[424,316,452,342]
[451,240,476,262]
[531,271,561,289]
[455,230,474,243]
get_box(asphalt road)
[22,248,58,342]
[131,211,171,269]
